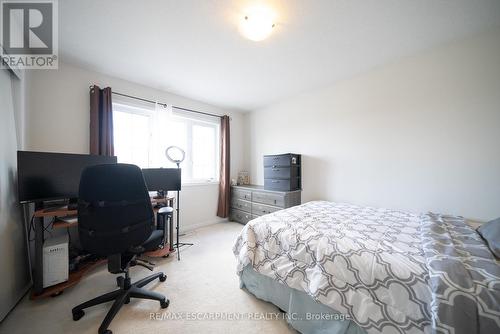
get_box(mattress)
[233,201,500,334]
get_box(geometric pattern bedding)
[233,201,500,334]
[421,213,500,334]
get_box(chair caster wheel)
[72,309,85,321]
[159,273,167,282]
[160,299,170,309]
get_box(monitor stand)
[153,190,165,200]
[42,199,67,212]
[67,198,78,210]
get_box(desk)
[31,196,175,299]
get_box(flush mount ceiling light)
[240,6,276,41]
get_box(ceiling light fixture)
[240,6,275,41]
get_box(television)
[17,151,117,203]
[142,168,181,192]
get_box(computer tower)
[43,235,69,288]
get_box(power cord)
[27,214,35,242]
[28,215,55,242]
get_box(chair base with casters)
[72,255,169,334]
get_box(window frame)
[112,102,154,169]
[112,102,220,184]
[184,117,221,184]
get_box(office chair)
[72,164,170,334]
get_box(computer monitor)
[142,168,181,192]
[17,151,117,203]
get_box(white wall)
[26,62,246,230]
[246,28,500,222]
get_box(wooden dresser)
[230,185,302,224]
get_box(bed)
[233,201,500,334]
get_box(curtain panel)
[89,85,114,156]
[217,115,230,218]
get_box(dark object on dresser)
[230,185,301,224]
[263,153,301,191]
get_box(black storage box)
[263,153,301,191]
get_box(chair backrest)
[78,163,154,256]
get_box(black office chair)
[72,164,170,334]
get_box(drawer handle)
[271,180,279,183]
[272,168,280,171]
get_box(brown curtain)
[217,115,230,218]
[89,85,114,156]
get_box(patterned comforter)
[233,201,500,334]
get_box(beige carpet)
[0,222,296,334]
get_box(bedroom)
[0,1,499,334]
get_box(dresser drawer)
[230,209,252,225]
[252,202,280,216]
[264,166,301,179]
[264,178,300,192]
[264,155,292,167]
[232,188,252,201]
[252,191,285,207]
[231,198,251,213]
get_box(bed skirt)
[240,265,365,334]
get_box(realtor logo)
[1,0,58,69]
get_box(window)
[113,104,152,169]
[113,102,220,183]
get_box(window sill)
[182,181,220,187]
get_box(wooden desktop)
[31,196,175,299]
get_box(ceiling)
[59,0,500,112]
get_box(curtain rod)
[109,90,223,119]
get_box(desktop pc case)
[43,235,69,288]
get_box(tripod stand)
[173,163,193,260]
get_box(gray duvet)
[233,201,500,334]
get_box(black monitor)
[142,168,181,192]
[17,151,117,203]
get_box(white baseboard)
[180,218,228,233]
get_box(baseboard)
[180,218,228,233]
